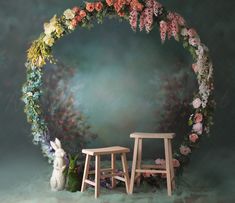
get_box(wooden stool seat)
[81,146,130,198]
[130,132,175,139]
[82,146,130,156]
[129,132,176,196]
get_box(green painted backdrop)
[0,0,235,200]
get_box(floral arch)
[22,0,214,173]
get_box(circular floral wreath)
[22,0,214,171]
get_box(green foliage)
[66,154,83,192]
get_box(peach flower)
[173,159,180,168]
[192,63,199,73]
[189,133,199,143]
[194,113,203,123]
[95,2,103,12]
[71,19,78,27]
[106,0,113,6]
[86,2,95,12]
[180,145,191,156]
[79,10,87,18]
[76,15,82,22]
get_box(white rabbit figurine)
[50,138,66,191]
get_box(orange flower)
[106,0,113,6]
[117,0,125,7]
[95,2,103,12]
[79,10,87,18]
[86,2,95,12]
[114,2,121,12]
[130,0,143,11]
[136,2,143,11]
[118,11,125,17]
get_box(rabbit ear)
[50,141,58,151]
[55,138,61,149]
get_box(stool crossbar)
[129,132,176,196]
[81,146,130,198]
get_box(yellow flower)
[44,16,60,35]
[63,9,75,20]
[43,35,55,47]
[50,15,57,25]
[55,25,64,38]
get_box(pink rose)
[79,10,87,18]
[189,37,200,47]
[95,2,103,12]
[173,159,180,168]
[72,6,80,14]
[71,19,78,27]
[187,28,197,38]
[180,145,191,156]
[192,98,202,109]
[86,2,95,12]
[193,122,203,135]
[189,133,199,143]
[194,113,203,123]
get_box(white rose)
[189,37,200,47]
[43,35,55,46]
[192,98,202,109]
[193,123,203,135]
[44,22,56,35]
[27,92,33,96]
[63,9,75,20]
[181,28,188,36]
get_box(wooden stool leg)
[168,139,175,190]
[121,153,130,194]
[81,154,91,192]
[95,155,100,199]
[130,138,139,194]
[111,153,116,188]
[164,138,172,196]
[136,138,142,186]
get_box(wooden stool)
[81,146,130,198]
[129,132,175,196]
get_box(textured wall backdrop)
[0,0,235,201]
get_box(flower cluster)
[23,0,214,174]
